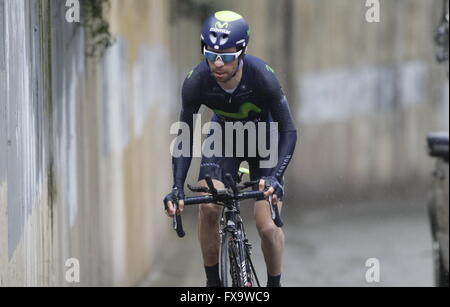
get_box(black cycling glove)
[261,176,284,199]
[163,186,185,210]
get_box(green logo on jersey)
[214,102,262,120]
[187,70,194,79]
[265,64,275,73]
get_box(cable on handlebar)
[225,173,239,196]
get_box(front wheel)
[220,232,244,287]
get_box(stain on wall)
[299,62,427,124]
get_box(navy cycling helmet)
[201,11,250,54]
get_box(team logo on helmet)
[215,21,229,29]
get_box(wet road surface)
[141,192,434,287]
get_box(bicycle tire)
[244,247,258,287]
[236,236,249,286]
[220,232,244,287]
[220,232,229,287]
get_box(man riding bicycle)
[164,10,297,287]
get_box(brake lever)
[172,202,178,228]
[268,195,276,220]
[265,184,284,228]
[171,191,185,238]
[267,194,284,228]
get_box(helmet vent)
[219,34,229,45]
[209,32,218,44]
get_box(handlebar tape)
[175,214,185,238]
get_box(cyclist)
[164,10,297,287]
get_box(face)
[206,47,240,83]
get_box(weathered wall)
[0,0,176,286]
[0,0,56,286]
[288,0,449,201]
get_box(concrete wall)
[0,0,176,286]
[288,0,449,201]
[0,0,56,286]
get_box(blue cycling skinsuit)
[172,55,298,200]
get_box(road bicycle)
[168,169,283,287]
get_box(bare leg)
[254,200,285,276]
[198,179,225,266]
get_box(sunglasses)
[204,47,243,63]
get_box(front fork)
[220,208,254,287]
[240,222,254,287]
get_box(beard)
[212,65,238,83]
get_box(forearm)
[172,156,192,189]
[171,103,198,189]
[272,130,297,179]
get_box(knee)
[257,224,280,242]
[199,203,221,222]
